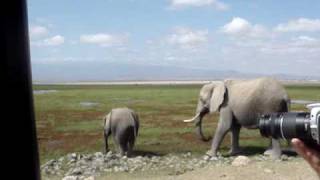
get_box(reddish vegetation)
[36,110,105,161]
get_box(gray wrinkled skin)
[104,108,139,156]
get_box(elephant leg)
[103,128,111,153]
[112,134,122,155]
[119,142,128,156]
[206,107,233,158]
[127,135,135,157]
[264,138,281,158]
[229,122,242,156]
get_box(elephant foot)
[264,148,281,159]
[104,148,110,154]
[203,155,219,161]
[204,150,219,161]
[119,150,126,157]
[127,150,133,157]
[228,147,243,156]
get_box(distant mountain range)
[32,62,320,83]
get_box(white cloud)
[293,36,318,46]
[32,56,97,64]
[80,33,128,47]
[32,35,65,46]
[275,18,320,32]
[286,36,320,52]
[43,35,65,46]
[221,17,269,39]
[238,35,320,55]
[169,0,228,11]
[29,25,49,39]
[167,27,208,48]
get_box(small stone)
[43,159,56,168]
[264,168,274,173]
[62,176,78,180]
[106,151,113,158]
[280,154,289,161]
[94,152,103,158]
[231,156,251,166]
[84,176,95,180]
[203,155,211,161]
[209,156,219,161]
[122,155,128,160]
[71,167,83,175]
[67,153,77,162]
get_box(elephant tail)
[103,115,107,127]
[103,111,109,126]
[103,110,112,133]
[130,112,139,138]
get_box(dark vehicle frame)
[2,0,40,179]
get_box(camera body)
[259,103,320,145]
[308,103,320,144]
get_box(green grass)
[55,120,102,132]
[33,84,320,163]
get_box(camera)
[259,103,320,145]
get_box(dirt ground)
[102,158,319,180]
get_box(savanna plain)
[34,83,320,179]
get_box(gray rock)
[231,156,251,166]
[43,151,289,178]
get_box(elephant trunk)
[195,107,210,141]
[183,101,210,141]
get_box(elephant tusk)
[183,113,200,123]
[183,118,195,122]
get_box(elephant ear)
[210,82,226,113]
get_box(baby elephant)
[103,107,139,156]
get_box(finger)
[291,138,308,158]
[310,151,320,166]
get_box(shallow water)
[79,102,100,107]
[33,90,58,95]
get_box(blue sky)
[28,0,320,81]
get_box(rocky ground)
[41,151,319,180]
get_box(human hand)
[291,138,320,177]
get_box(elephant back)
[110,108,139,135]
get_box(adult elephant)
[183,77,290,159]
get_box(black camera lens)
[259,112,313,142]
